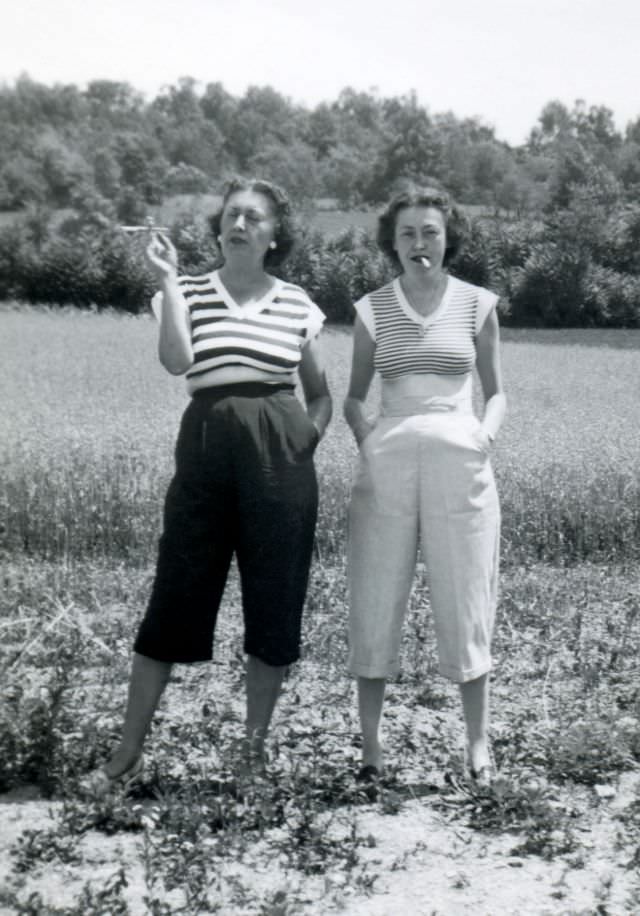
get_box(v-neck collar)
[214,270,280,320]
[394,275,452,329]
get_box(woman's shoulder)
[448,275,489,295]
[273,278,326,334]
[176,270,219,292]
[448,276,500,333]
[276,277,313,303]
[356,279,396,309]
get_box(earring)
[217,235,222,244]
[269,241,277,250]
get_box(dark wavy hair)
[376,182,468,269]
[208,177,296,268]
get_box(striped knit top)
[355,276,498,380]
[152,270,325,394]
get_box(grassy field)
[2,308,640,566]
[1,306,640,913]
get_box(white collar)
[393,275,453,329]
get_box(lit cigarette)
[419,256,431,268]
[121,225,170,233]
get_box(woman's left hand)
[474,425,494,452]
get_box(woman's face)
[392,205,447,275]
[219,189,277,267]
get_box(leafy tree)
[93,149,122,199]
[165,163,212,195]
[114,132,168,203]
[228,86,303,170]
[0,155,47,207]
[38,139,93,208]
[616,141,640,192]
[367,93,442,200]
[85,80,144,127]
[248,141,320,206]
[305,103,338,159]
[200,82,238,151]
[321,144,375,208]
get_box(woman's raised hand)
[146,232,178,281]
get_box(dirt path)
[1,772,638,915]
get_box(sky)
[3,0,639,146]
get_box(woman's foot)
[356,764,381,783]
[357,740,384,782]
[80,754,145,799]
[469,763,495,788]
[466,742,495,788]
[235,738,268,781]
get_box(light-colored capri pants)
[347,396,500,684]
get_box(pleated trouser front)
[347,408,500,683]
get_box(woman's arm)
[146,233,193,375]
[343,316,376,446]
[475,307,506,442]
[298,336,332,438]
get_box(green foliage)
[3,75,637,225]
[280,227,391,322]
[1,557,639,910]
[1,78,640,326]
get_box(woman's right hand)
[146,232,178,281]
[355,422,376,447]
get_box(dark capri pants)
[134,382,319,667]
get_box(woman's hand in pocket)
[474,424,494,453]
[356,422,377,448]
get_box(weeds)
[2,314,640,910]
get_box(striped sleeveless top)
[354,276,498,379]
[152,270,325,393]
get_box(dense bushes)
[1,197,640,326]
[0,220,154,311]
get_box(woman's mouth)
[411,255,431,268]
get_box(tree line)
[1,74,639,215]
[1,75,640,326]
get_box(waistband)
[192,382,295,401]
[380,395,473,417]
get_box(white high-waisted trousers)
[347,396,500,683]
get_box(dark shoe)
[356,764,381,784]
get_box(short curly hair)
[208,176,296,268]
[376,182,468,269]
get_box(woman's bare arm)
[298,335,332,437]
[343,316,376,445]
[475,307,506,441]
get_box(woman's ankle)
[361,740,383,770]
[103,747,143,779]
[467,739,491,773]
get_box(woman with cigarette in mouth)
[343,183,505,787]
[84,177,331,794]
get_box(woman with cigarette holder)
[85,177,331,793]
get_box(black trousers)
[134,383,319,666]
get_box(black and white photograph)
[1,1,639,912]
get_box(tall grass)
[2,306,640,566]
